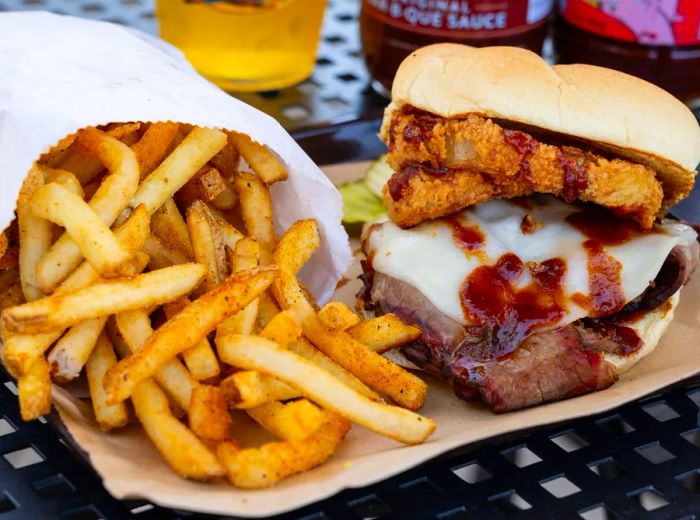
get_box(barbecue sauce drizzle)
[459,254,568,361]
[445,217,485,253]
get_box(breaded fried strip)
[384,110,663,229]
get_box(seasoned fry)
[206,206,244,249]
[234,171,275,264]
[104,266,276,404]
[143,235,189,269]
[132,378,225,480]
[18,355,51,421]
[115,309,196,411]
[188,384,231,441]
[217,411,349,489]
[208,141,239,210]
[151,198,193,258]
[347,314,422,353]
[272,220,426,410]
[56,205,150,294]
[17,167,51,302]
[30,183,133,278]
[86,332,129,430]
[57,123,142,184]
[48,316,107,381]
[177,166,228,204]
[38,166,84,197]
[221,370,300,409]
[217,335,435,444]
[228,132,287,185]
[247,399,325,442]
[318,302,360,332]
[0,233,7,262]
[187,201,227,293]
[216,238,259,337]
[2,263,206,335]
[259,309,302,346]
[37,128,140,293]
[258,294,380,401]
[163,297,220,381]
[131,122,180,179]
[127,126,227,215]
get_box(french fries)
[347,314,422,353]
[132,378,225,480]
[1,121,435,490]
[86,333,129,430]
[31,183,133,278]
[217,335,435,445]
[163,297,220,381]
[218,411,349,489]
[234,171,275,264]
[104,267,276,404]
[18,356,52,421]
[247,399,325,442]
[37,128,140,293]
[228,132,287,185]
[2,264,206,334]
[188,384,232,441]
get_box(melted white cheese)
[367,196,697,328]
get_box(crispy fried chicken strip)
[383,109,663,229]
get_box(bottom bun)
[381,291,681,375]
[605,290,679,373]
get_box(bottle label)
[559,0,700,46]
[362,1,554,37]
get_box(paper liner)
[0,11,350,302]
[51,161,700,517]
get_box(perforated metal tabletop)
[1,1,700,518]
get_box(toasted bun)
[385,44,700,206]
[380,291,680,376]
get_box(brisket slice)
[365,244,697,412]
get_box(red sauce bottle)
[360,1,554,94]
[555,0,700,104]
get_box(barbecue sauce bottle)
[555,0,700,105]
[360,1,554,95]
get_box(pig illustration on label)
[599,0,683,44]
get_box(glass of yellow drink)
[156,0,327,92]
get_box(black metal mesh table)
[1,1,700,518]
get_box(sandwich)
[359,44,700,412]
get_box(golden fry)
[347,314,422,353]
[115,309,197,411]
[318,302,360,332]
[217,335,435,444]
[217,411,349,489]
[127,126,226,215]
[31,183,133,278]
[132,122,180,179]
[177,166,228,204]
[132,378,225,480]
[48,316,107,382]
[38,166,84,197]
[2,263,206,335]
[228,132,287,185]
[18,356,51,421]
[220,370,300,409]
[188,384,232,441]
[163,297,220,381]
[0,283,24,312]
[104,266,276,404]
[187,201,227,294]
[216,237,259,337]
[17,167,51,302]
[86,332,129,430]
[247,399,324,442]
[234,171,275,264]
[143,235,189,270]
[151,198,193,259]
[259,309,302,346]
[37,128,140,293]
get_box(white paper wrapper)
[0,11,350,302]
